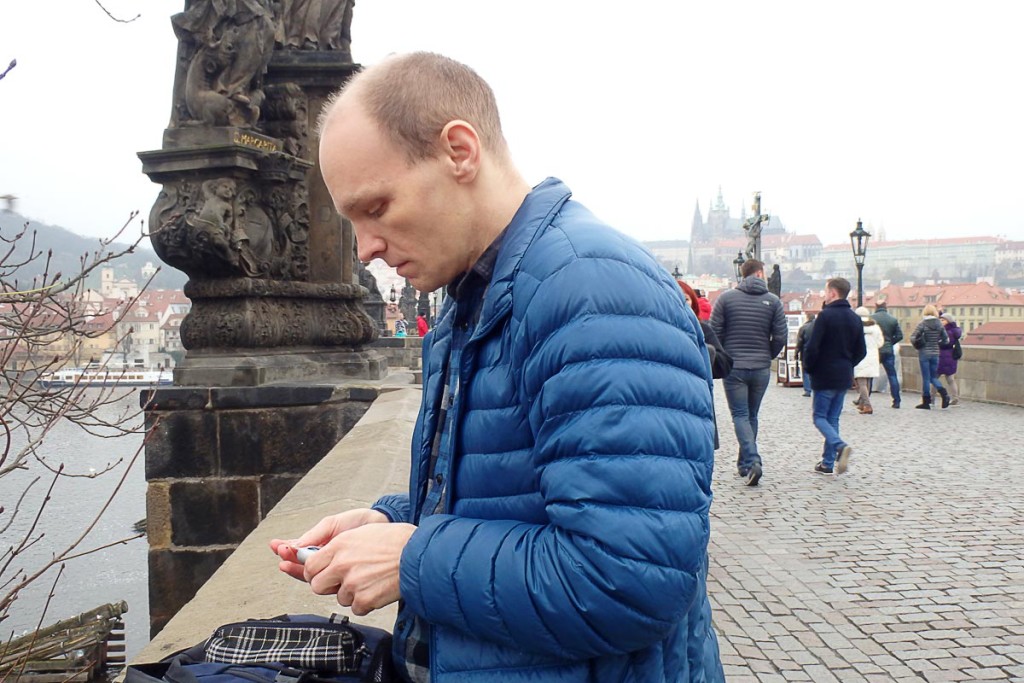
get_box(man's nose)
[354,226,385,264]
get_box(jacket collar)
[469,177,572,340]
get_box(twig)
[91,0,139,23]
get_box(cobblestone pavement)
[708,382,1024,682]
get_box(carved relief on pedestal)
[150,176,310,281]
[179,280,375,349]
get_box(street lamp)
[850,219,871,308]
[388,284,397,304]
[671,264,682,279]
[733,251,745,282]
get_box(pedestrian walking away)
[871,299,904,408]
[910,304,950,409]
[795,314,815,397]
[938,313,962,406]
[801,278,866,475]
[853,307,884,414]
[270,52,724,683]
[710,258,787,487]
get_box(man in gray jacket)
[710,259,787,486]
[871,300,903,408]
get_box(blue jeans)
[812,388,847,468]
[722,367,771,472]
[880,352,900,401]
[802,369,812,394]
[918,355,943,398]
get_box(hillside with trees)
[0,209,186,290]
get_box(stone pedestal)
[138,10,385,635]
[141,383,379,636]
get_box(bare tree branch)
[91,0,140,23]
[0,210,166,628]
[0,60,14,83]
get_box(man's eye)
[368,203,386,218]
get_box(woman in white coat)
[853,306,885,414]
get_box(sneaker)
[835,445,852,475]
[737,468,749,478]
[949,398,960,407]
[814,462,833,474]
[745,463,762,486]
[803,392,812,397]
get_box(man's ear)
[439,120,481,183]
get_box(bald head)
[319,52,510,164]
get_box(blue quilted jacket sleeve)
[399,214,716,661]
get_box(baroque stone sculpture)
[742,191,770,262]
[279,0,355,56]
[140,0,380,385]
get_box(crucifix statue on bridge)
[741,192,770,262]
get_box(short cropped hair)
[320,52,508,163]
[740,259,764,278]
[826,277,851,299]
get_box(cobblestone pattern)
[708,382,1024,682]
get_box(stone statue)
[278,0,355,57]
[172,0,276,128]
[741,191,769,261]
[767,264,782,298]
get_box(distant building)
[869,281,1024,338]
[100,267,140,299]
[644,240,689,275]
[965,321,1024,348]
[818,236,1003,284]
[686,188,797,276]
[141,261,159,280]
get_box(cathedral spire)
[713,185,727,212]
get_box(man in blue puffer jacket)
[271,52,724,682]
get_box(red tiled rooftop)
[965,321,1024,346]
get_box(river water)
[0,390,150,662]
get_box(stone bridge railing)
[899,345,1024,407]
[133,387,419,664]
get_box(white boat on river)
[39,366,173,388]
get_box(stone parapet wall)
[133,388,419,665]
[142,384,379,636]
[898,345,1024,406]
[372,336,423,370]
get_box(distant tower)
[0,194,16,213]
[141,261,158,280]
[687,201,704,274]
[707,186,731,240]
[100,267,115,297]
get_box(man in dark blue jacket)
[801,278,866,475]
[271,52,724,682]
[710,259,787,486]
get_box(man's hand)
[270,508,389,582]
[304,522,417,616]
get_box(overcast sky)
[2,1,1023,251]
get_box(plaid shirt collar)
[446,224,509,301]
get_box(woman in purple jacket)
[938,313,962,406]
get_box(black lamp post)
[850,219,871,308]
[732,251,745,282]
[671,264,682,280]
[388,284,397,304]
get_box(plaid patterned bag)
[205,614,364,672]
[126,614,396,683]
